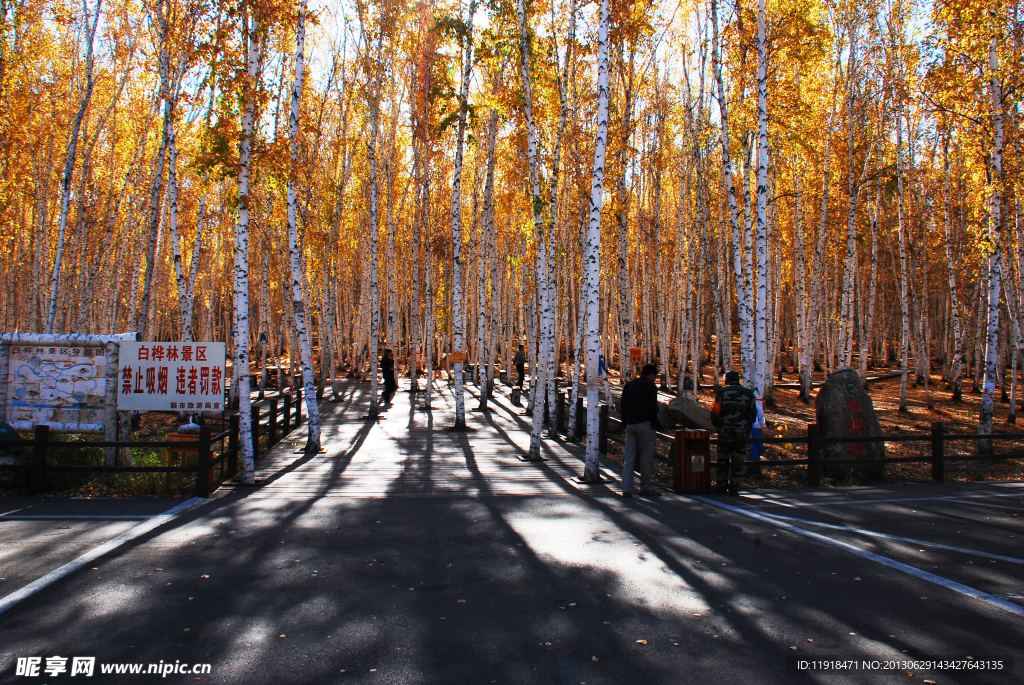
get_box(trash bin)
[674,429,710,495]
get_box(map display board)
[117,342,226,412]
[5,344,108,429]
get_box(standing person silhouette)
[513,345,527,388]
[381,348,397,405]
[619,364,663,497]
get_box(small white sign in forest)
[117,342,226,412]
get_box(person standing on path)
[381,348,398,405]
[710,370,758,496]
[513,345,527,388]
[619,363,662,498]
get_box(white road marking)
[744,490,1024,509]
[949,499,1024,512]
[0,509,23,517]
[694,496,1024,618]
[758,510,1024,565]
[0,515,151,520]
[0,498,204,615]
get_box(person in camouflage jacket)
[710,370,758,495]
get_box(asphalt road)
[0,384,1021,685]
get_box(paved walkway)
[243,379,619,499]
[0,380,1022,684]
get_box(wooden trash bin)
[674,429,711,495]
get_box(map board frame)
[0,333,138,436]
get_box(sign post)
[117,342,227,413]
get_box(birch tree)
[517,0,550,460]
[449,0,476,430]
[45,0,102,334]
[287,0,321,450]
[582,0,610,482]
[753,0,770,422]
[979,23,1005,451]
[234,9,260,483]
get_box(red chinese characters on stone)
[848,417,864,434]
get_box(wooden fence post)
[673,431,684,494]
[251,405,260,459]
[553,392,565,437]
[228,414,239,477]
[931,422,945,483]
[269,398,279,447]
[807,423,820,488]
[31,424,49,495]
[196,426,211,497]
[283,393,292,433]
[297,389,304,425]
[575,395,585,440]
[599,404,609,455]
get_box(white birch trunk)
[450,0,476,429]
[979,31,1005,450]
[712,0,748,385]
[517,0,550,459]
[943,130,964,401]
[287,3,320,448]
[46,0,102,334]
[753,0,769,426]
[477,105,499,411]
[838,29,859,366]
[582,0,610,480]
[365,28,385,419]
[896,106,911,411]
[234,12,259,483]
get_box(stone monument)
[815,366,885,480]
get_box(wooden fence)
[597,405,1024,491]
[0,391,306,496]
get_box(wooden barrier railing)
[595,411,1023,493]
[0,390,307,497]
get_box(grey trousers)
[623,421,656,492]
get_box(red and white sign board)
[117,342,226,412]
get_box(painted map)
[6,345,107,427]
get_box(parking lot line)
[758,510,1024,565]
[0,498,203,615]
[695,496,1024,618]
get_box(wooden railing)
[595,408,1023,492]
[0,390,306,496]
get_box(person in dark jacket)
[710,370,758,495]
[381,348,398,405]
[513,345,527,388]
[619,363,662,498]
